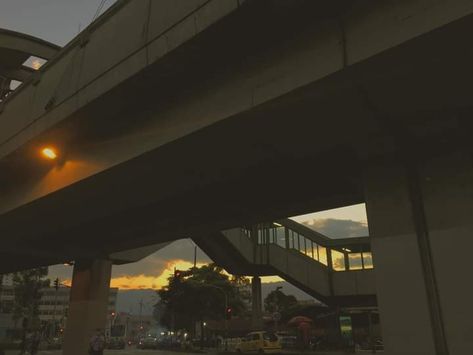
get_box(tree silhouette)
[12,267,49,329]
[154,264,248,332]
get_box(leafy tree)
[12,267,49,329]
[154,264,248,332]
[264,288,298,316]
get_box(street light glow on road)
[41,147,58,160]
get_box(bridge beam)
[364,150,473,355]
[62,259,112,355]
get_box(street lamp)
[41,147,58,160]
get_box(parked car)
[235,331,281,354]
[137,336,158,349]
[42,337,62,350]
[107,336,125,349]
[278,335,297,349]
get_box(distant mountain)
[116,281,316,316]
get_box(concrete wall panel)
[306,261,330,296]
[29,50,79,122]
[0,84,36,146]
[195,0,239,34]
[421,152,473,355]
[371,234,436,355]
[365,164,437,355]
[346,0,473,65]
[253,22,342,106]
[147,0,207,41]
[78,1,149,88]
[332,272,357,296]
[77,48,147,108]
[268,245,288,271]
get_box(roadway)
[5,350,189,355]
[4,349,360,355]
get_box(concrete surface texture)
[0,1,472,355]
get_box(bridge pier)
[364,150,473,355]
[63,259,112,355]
[251,276,263,330]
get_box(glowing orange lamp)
[41,147,58,160]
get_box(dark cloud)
[113,239,211,278]
[301,218,369,239]
[48,239,211,282]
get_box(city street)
[6,350,195,355]
[4,351,217,355]
[4,350,358,355]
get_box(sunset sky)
[1,1,368,295]
[53,203,368,291]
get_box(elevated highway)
[0,1,472,354]
[1,0,472,269]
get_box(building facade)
[0,281,118,339]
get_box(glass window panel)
[298,234,303,252]
[318,246,327,265]
[276,227,286,248]
[331,250,346,271]
[363,252,374,269]
[348,253,363,270]
[305,239,312,257]
[243,228,251,238]
[313,243,319,261]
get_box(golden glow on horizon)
[41,147,58,160]
[62,260,285,290]
[63,260,206,290]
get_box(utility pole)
[52,278,60,337]
[0,274,3,315]
[138,299,143,333]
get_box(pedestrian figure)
[30,331,41,355]
[89,329,105,355]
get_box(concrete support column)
[63,259,112,355]
[251,276,263,329]
[364,151,473,355]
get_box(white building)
[37,286,118,322]
[0,282,118,338]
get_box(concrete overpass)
[1,0,472,354]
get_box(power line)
[92,0,108,22]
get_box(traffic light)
[54,278,59,291]
[225,306,232,320]
[111,311,116,317]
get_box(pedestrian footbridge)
[195,219,376,307]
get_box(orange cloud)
[63,259,206,290]
[63,260,285,290]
